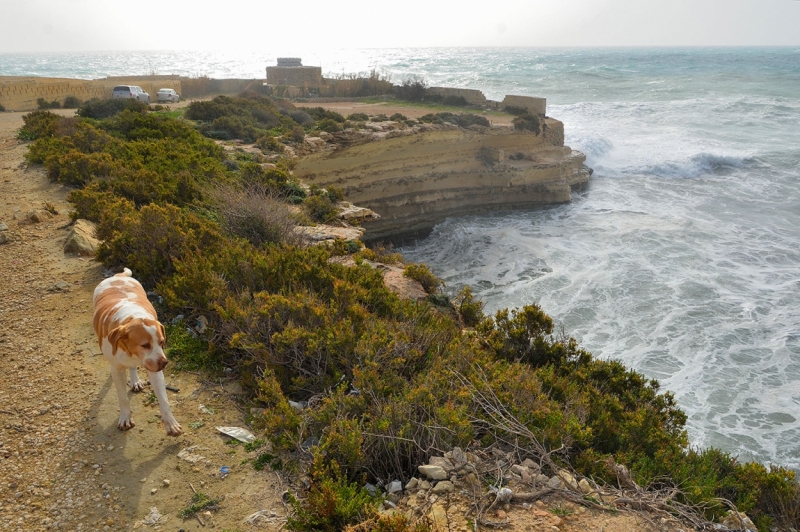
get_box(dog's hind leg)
[111,366,135,430]
[129,368,145,392]
[148,370,182,436]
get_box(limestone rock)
[722,511,756,531]
[26,209,51,223]
[428,503,448,532]
[0,232,7,245]
[294,224,364,243]
[418,465,448,480]
[64,219,100,256]
[405,477,419,490]
[428,456,455,472]
[336,202,381,223]
[556,469,579,490]
[522,458,539,471]
[546,476,565,489]
[0,222,8,231]
[578,478,593,494]
[430,480,454,494]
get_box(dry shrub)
[212,184,304,247]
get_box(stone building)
[266,58,322,87]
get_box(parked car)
[156,88,180,103]
[111,85,150,104]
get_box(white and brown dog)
[93,268,182,436]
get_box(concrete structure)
[502,95,547,116]
[426,87,487,106]
[266,58,322,87]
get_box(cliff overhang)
[293,117,591,242]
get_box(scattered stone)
[150,488,158,495]
[722,511,756,530]
[428,456,455,472]
[0,232,7,245]
[25,209,51,223]
[419,480,432,490]
[418,465,448,480]
[522,458,539,471]
[63,219,100,256]
[387,480,403,493]
[46,280,71,292]
[578,478,593,494]
[547,476,565,489]
[405,477,418,490]
[162,479,170,487]
[0,221,8,231]
[431,481,454,494]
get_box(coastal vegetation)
[18,99,800,531]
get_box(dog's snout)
[157,358,168,372]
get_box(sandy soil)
[0,106,689,532]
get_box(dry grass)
[212,184,305,247]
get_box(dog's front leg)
[148,370,182,436]
[111,366,135,430]
[129,368,145,392]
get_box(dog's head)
[107,317,169,372]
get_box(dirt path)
[0,110,287,531]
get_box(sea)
[2,47,799,469]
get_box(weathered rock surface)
[294,122,591,241]
[63,219,100,256]
[294,224,364,243]
[418,465,448,480]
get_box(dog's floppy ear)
[108,325,130,356]
[157,322,166,345]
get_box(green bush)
[512,113,541,134]
[18,110,62,140]
[302,193,338,223]
[37,97,61,110]
[393,77,427,101]
[301,107,346,123]
[316,118,342,133]
[347,113,369,122]
[77,98,147,119]
[418,112,489,128]
[63,95,82,109]
[456,286,484,327]
[389,113,407,121]
[403,263,443,294]
[287,463,379,532]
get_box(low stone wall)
[502,95,547,116]
[427,87,487,106]
[266,66,322,87]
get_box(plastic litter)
[220,466,230,478]
[215,426,255,443]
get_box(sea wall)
[294,117,590,241]
[502,95,547,115]
[427,87,488,106]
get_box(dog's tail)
[121,267,132,277]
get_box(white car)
[156,88,180,103]
[111,85,150,104]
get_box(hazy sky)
[0,0,798,53]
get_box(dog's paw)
[163,418,183,437]
[130,381,145,393]
[118,415,135,431]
